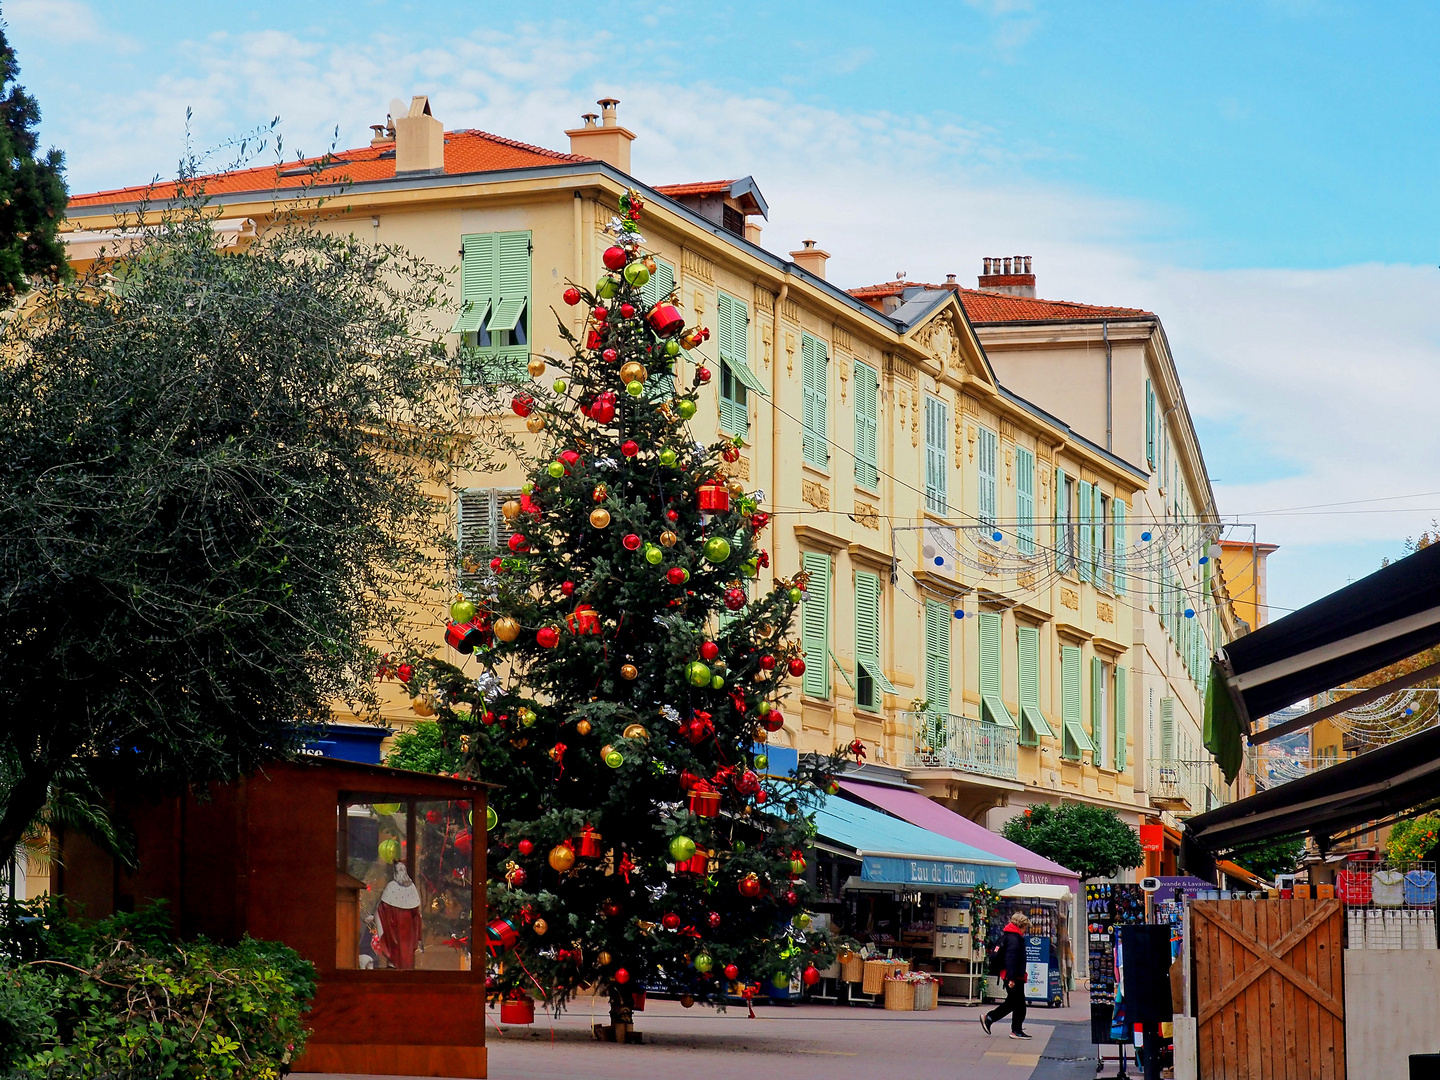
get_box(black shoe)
[981,1014,993,1035]
[1009,1030,1033,1040]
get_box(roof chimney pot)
[599,98,620,127]
[566,98,636,173]
[977,253,1036,298]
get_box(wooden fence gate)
[1191,898,1345,1080]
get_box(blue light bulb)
[934,555,944,567]
[953,609,965,620]
[1184,608,1195,618]
[992,530,1003,542]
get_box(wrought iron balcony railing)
[899,709,1019,781]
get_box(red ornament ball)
[623,533,642,551]
[536,626,560,649]
[482,710,497,725]
[614,968,630,984]
[802,966,821,986]
[561,580,576,596]
[725,588,746,611]
[425,809,442,824]
[739,872,762,898]
[662,912,681,931]
[602,348,618,363]
[397,663,414,683]
[784,889,798,906]
[511,393,534,417]
[601,901,623,918]
[517,839,534,856]
[696,366,712,383]
[707,911,722,929]
[563,286,582,306]
[621,440,640,457]
[763,709,784,732]
[508,533,529,553]
[490,556,504,572]
[593,304,608,320]
[788,656,807,677]
[722,445,740,463]
[700,641,720,661]
[759,654,776,671]
[619,303,635,318]
[603,246,627,271]
[666,509,680,522]
[724,963,740,980]
[559,449,581,471]
[666,567,688,585]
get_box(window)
[924,396,948,515]
[1092,657,1109,767]
[1016,626,1054,745]
[978,612,1016,728]
[1113,666,1128,771]
[1113,498,1127,595]
[717,291,767,437]
[800,552,831,698]
[457,487,519,578]
[1055,469,1077,574]
[1060,645,1094,760]
[1015,446,1035,555]
[924,600,951,712]
[854,571,897,710]
[801,334,829,468]
[854,361,879,491]
[454,231,531,382]
[1160,696,1175,760]
[1097,491,1111,589]
[1145,378,1155,468]
[977,426,998,528]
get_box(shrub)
[1387,814,1440,864]
[0,898,315,1079]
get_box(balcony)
[1147,758,1230,816]
[900,709,1019,782]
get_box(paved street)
[311,997,1107,1080]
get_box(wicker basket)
[912,979,939,1011]
[882,977,915,1011]
[840,955,865,983]
[863,958,910,995]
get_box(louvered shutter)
[800,552,831,698]
[490,231,531,379]
[716,293,746,436]
[924,600,951,712]
[1160,696,1175,760]
[854,361,879,490]
[454,233,495,335]
[1016,446,1035,555]
[854,570,896,708]
[979,611,1015,727]
[924,397,947,515]
[1091,656,1106,765]
[1016,625,1053,743]
[1061,645,1094,758]
[1114,666,1128,771]
[978,427,997,527]
[1113,499,1127,595]
[1145,378,1155,466]
[457,489,495,573]
[1078,481,1092,583]
[801,335,828,467]
[1054,468,1068,573]
[642,258,676,308]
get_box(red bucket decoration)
[499,997,535,1025]
[566,603,602,636]
[446,617,488,654]
[486,916,520,954]
[676,846,709,875]
[647,302,685,337]
[697,483,730,513]
[631,990,647,1012]
[689,788,721,818]
[577,825,603,859]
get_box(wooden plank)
[1326,903,1344,1080]
[1268,901,1287,1080]
[1197,902,1220,1080]
[1243,899,1262,1080]
[1222,901,1239,1080]
[1284,900,1305,1080]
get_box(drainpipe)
[1103,319,1113,452]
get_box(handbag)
[1371,869,1405,908]
[1404,869,1437,906]
[1335,869,1371,905]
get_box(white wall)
[1344,949,1440,1080]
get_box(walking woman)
[981,912,1032,1040]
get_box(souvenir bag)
[1335,869,1371,905]
[1404,869,1437,906]
[1371,869,1405,908]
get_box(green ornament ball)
[694,952,714,973]
[754,754,769,770]
[710,674,725,690]
[702,536,731,564]
[659,448,678,467]
[771,970,791,989]
[733,841,747,853]
[371,802,401,815]
[795,912,812,929]
[666,339,680,357]
[605,749,625,769]
[450,598,477,623]
[521,480,534,495]
[644,544,664,565]
[758,701,772,716]
[626,380,645,397]
[552,379,566,394]
[377,838,401,863]
[547,461,565,478]
[623,261,651,287]
[686,661,712,687]
[789,587,803,602]
[486,806,498,831]
[669,835,697,862]
[596,275,620,299]
[678,399,697,420]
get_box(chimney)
[394,95,444,175]
[565,98,636,173]
[976,254,1035,298]
[744,221,763,245]
[790,239,830,280]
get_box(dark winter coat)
[1000,924,1027,985]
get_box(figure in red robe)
[374,863,423,968]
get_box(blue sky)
[10,0,1440,616]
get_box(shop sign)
[1139,823,1164,852]
[859,856,1017,889]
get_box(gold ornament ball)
[643,255,657,274]
[548,844,576,872]
[754,728,768,744]
[728,480,745,497]
[576,719,592,736]
[659,530,678,548]
[598,951,612,966]
[620,663,638,680]
[527,358,547,378]
[619,361,646,385]
[526,415,545,433]
[501,499,523,521]
[533,918,548,936]
[622,722,649,740]
[590,508,612,529]
[411,694,435,717]
[493,616,521,642]
[680,994,695,1008]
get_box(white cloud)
[49,20,1440,608]
[5,0,126,47]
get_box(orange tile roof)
[848,280,1152,323]
[651,179,739,198]
[67,129,589,210]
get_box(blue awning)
[303,723,392,765]
[813,793,1020,891]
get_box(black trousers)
[986,979,1027,1033]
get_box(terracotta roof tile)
[848,280,1152,323]
[67,129,589,210]
[651,179,738,198]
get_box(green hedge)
[0,898,315,1079]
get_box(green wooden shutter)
[1054,468,1068,573]
[454,233,495,334]
[1113,499,1127,595]
[924,396,947,514]
[1114,666,1128,771]
[978,427,997,527]
[718,292,766,396]
[854,571,896,709]
[642,258,676,308]
[854,361,879,490]
[924,600,951,712]
[1160,696,1175,760]
[1145,378,1155,466]
[801,335,828,467]
[1091,656,1105,764]
[1061,645,1093,758]
[800,552,831,698]
[1016,625,1053,743]
[979,611,1016,727]
[1016,446,1035,555]
[717,293,747,437]
[1078,481,1092,583]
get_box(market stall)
[991,882,1074,1007]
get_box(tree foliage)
[383,719,461,776]
[1387,813,1440,864]
[0,187,500,854]
[1000,802,1144,881]
[0,26,67,303]
[1228,834,1305,883]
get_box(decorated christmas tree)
[403,190,852,1032]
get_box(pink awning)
[838,779,1079,890]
